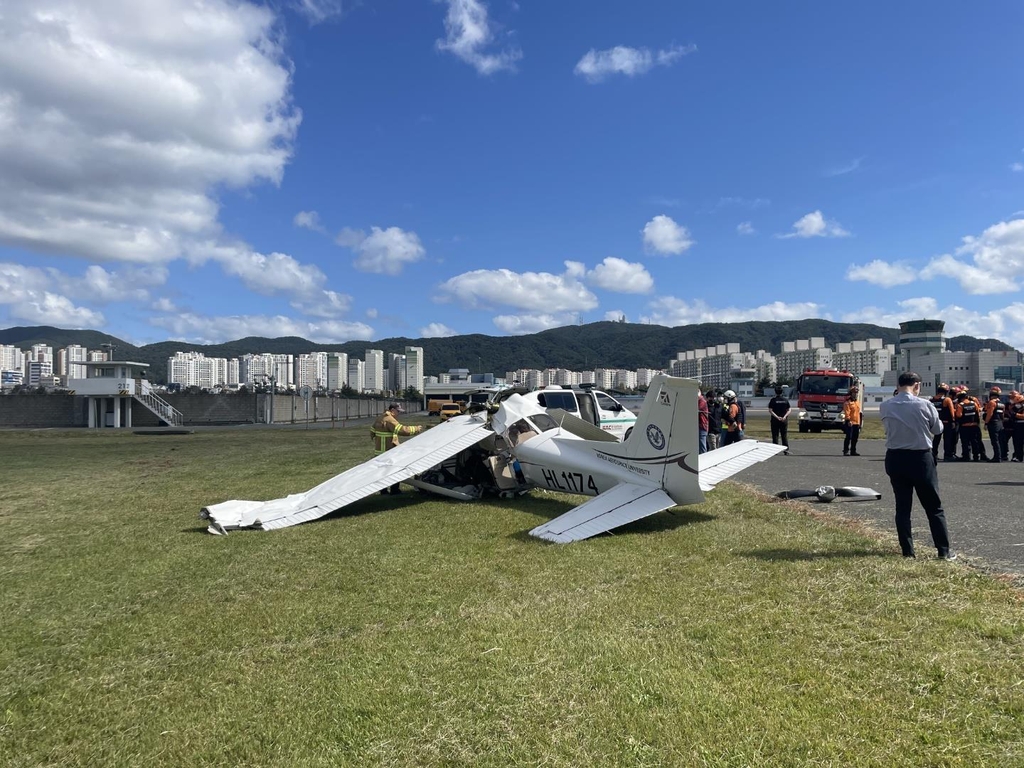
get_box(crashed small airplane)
[201,374,785,542]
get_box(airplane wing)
[528,482,677,544]
[200,413,492,534]
[696,440,787,492]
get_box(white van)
[521,385,637,442]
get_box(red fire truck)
[795,368,861,433]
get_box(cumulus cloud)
[585,257,653,293]
[574,44,696,83]
[437,263,598,312]
[336,226,426,275]
[604,310,628,322]
[737,221,756,236]
[644,297,825,327]
[0,263,105,327]
[420,322,458,338]
[292,0,345,24]
[0,0,300,266]
[436,0,521,75]
[149,312,374,345]
[845,260,918,287]
[493,313,578,335]
[919,217,1024,295]
[294,210,327,233]
[778,210,850,239]
[642,215,694,255]
[1011,162,1023,173]
[842,298,1024,349]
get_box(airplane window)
[530,413,559,432]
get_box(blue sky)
[2,0,1023,347]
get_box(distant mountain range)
[1,321,1017,385]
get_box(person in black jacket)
[706,390,723,450]
[767,385,791,455]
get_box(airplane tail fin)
[624,374,704,507]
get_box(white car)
[520,385,638,442]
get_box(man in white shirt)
[879,371,955,560]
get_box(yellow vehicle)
[439,402,463,421]
[427,399,448,416]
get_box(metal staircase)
[134,391,184,427]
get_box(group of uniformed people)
[929,383,1024,463]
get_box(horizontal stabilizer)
[696,440,787,492]
[200,414,491,533]
[529,482,676,544]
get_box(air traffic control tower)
[897,319,946,397]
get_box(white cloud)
[493,313,577,335]
[294,210,327,233]
[642,215,694,255]
[336,226,426,275]
[918,217,1024,295]
[604,310,628,322]
[420,322,458,338]
[300,290,354,319]
[193,242,326,297]
[292,0,345,24]
[152,297,177,313]
[150,312,374,345]
[777,210,850,239]
[644,297,825,327]
[842,298,1024,350]
[585,257,653,294]
[574,44,696,83]
[365,307,378,319]
[0,263,105,327]
[1010,162,1023,173]
[845,260,918,287]
[737,221,756,236]
[824,157,864,177]
[0,0,300,266]
[435,0,521,75]
[437,263,598,312]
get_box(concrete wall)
[0,395,87,427]
[0,394,424,428]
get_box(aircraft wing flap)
[696,440,786,492]
[529,482,676,544]
[201,414,492,532]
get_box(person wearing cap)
[929,383,957,462]
[983,387,1005,463]
[879,371,955,560]
[370,402,424,494]
[767,384,791,455]
[954,387,986,461]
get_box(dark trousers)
[1000,427,1012,460]
[843,424,860,454]
[959,424,985,460]
[1014,423,1024,462]
[884,449,951,557]
[722,429,742,447]
[936,422,958,460]
[987,424,1003,462]
[770,419,789,450]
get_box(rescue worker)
[721,389,743,447]
[370,402,424,494]
[1010,390,1024,463]
[697,389,709,454]
[1001,390,1018,461]
[842,387,862,456]
[706,390,723,451]
[930,383,958,462]
[983,387,1005,463]
[954,387,986,461]
[767,384,791,455]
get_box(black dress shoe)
[850,452,861,456]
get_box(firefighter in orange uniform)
[954,387,985,461]
[1001,391,1018,461]
[983,387,1005,463]
[721,390,743,447]
[930,383,958,462]
[1009,391,1024,463]
[370,402,424,494]
[842,387,862,456]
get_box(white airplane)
[201,374,785,542]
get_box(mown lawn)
[1,424,1022,767]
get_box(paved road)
[735,437,1024,579]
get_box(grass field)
[2,420,1022,766]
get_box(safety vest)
[985,400,1004,425]
[370,412,417,454]
[931,395,953,422]
[958,398,979,426]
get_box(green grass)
[1,424,1022,767]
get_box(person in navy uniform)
[767,385,791,455]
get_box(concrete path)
[735,437,1024,580]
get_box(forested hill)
[1,321,1017,384]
